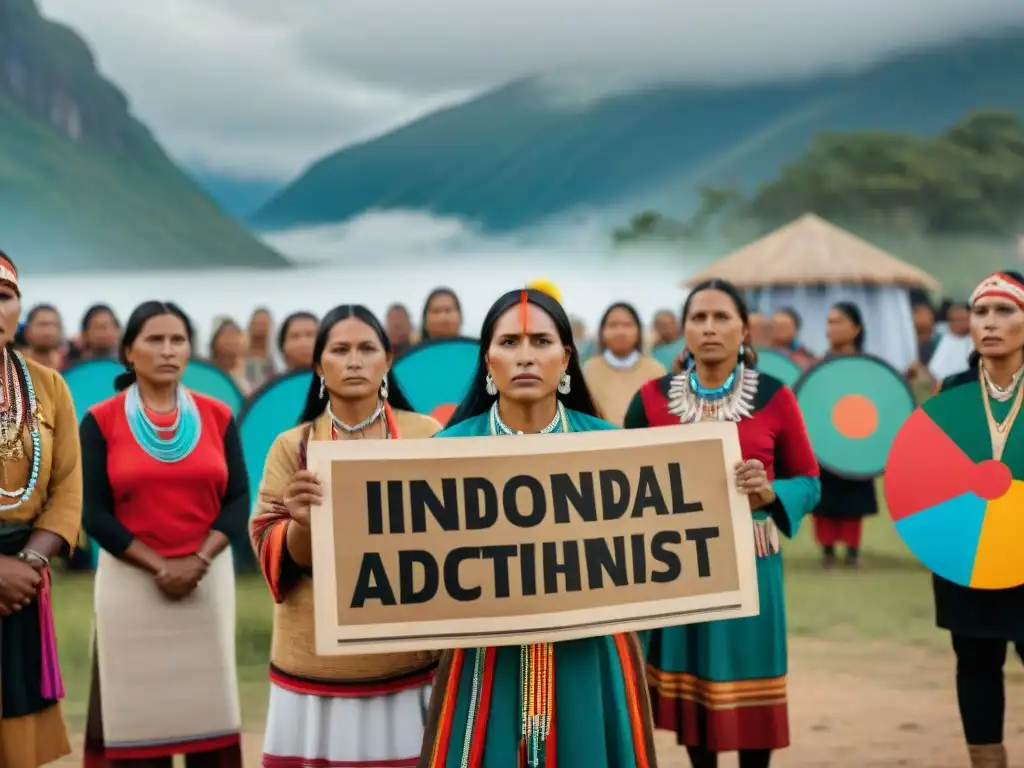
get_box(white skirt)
[261,681,431,767]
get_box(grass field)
[50,491,943,733]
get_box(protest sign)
[307,422,758,655]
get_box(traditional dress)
[419,403,658,768]
[624,368,820,753]
[0,351,81,768]
[812,470,877,564]
[252,404,441,768]
[80,387,249,767]
[930,370,1024,768]
[583,352,666,426]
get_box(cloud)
[37,0,1024,180]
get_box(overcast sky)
[37,0,1024,182]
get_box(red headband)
[970,272,1024,310]
[0,255,18,297]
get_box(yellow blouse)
[0,356,82,548]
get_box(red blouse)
[80,390,249,558]
[630,373,819,485]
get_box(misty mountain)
[253,30,1024,234]
[0,0,288,272]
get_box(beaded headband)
[0,255,17,297]
[969,272,1024,310]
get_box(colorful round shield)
[63,358,245,420]
[392,338,479,425]
[753,347,801,387]
[885,387,1024,590]
[237,369,312,508]
[652,339,685,371]
[793,354,915,480]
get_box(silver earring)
[318,375,325,398]
[557,371,571,395]
[380,373,389,400]
[485,373,498,396]
[739,343,746,359]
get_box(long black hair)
[968,269,1024,370]
[680,279,759,368]
[114,301,195,391]
[597,301,643,354]
[297,304,414,424]
[420,287,462,341]
[446,288,599,428]
[277,311,318,356]
[832,301,865,352]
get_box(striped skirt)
[261,666,432,768]
[84,550,242,765]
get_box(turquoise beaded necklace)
[0,351,40,512]
[688,364,737,401]
[124,383,202,463]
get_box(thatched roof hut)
[683,214,940,369]
[684,213,938,290]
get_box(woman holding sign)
[419,288,659,768]
[80,301,250,768]
[624,279,820,768]
[251,305,442,768]
[0,254,81,768]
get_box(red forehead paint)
[520,290,529,335]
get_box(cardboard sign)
[307,423,758,655]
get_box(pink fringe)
[37,568,65,701]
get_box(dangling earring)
[739,343,746,361]
[485,373,498,396]
[380,373,389,400]
[318,375,325,398]
[558,371,571,395]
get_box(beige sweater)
[583,354,667,426]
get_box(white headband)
[969,273,1024,310]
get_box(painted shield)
[652,339,685,371]
[753,347,801,388]
[237,369,312,508]
[391,338,479,426]
[884,385,1024,590]
[63,357,245,420]
[793,354,915,480]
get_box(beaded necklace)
[124,383,202,463]
[329,399,385,436]
[458,400,565,767]
[668,363,758,423]
[0,350,40,511]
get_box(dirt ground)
[58,638,1024,768]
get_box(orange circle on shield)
[431,403,457,426]
[832,394,878,439]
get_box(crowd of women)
[0,247,1020,768]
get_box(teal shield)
[793,354,916,480]
[63,359,123,422]
[392,338,479,425]
[63,358,244,418]
[181,359,245,414]
[238,370,312,511]
[652,339,686,371]
[754,347,802,387]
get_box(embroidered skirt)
[644,515,789,752]
[85,550,242,762]
[261,670,432,768]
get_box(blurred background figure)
[419,287,462,341]
[386,303,414,356]
[277,312,319,372]
[245,308,277,391]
